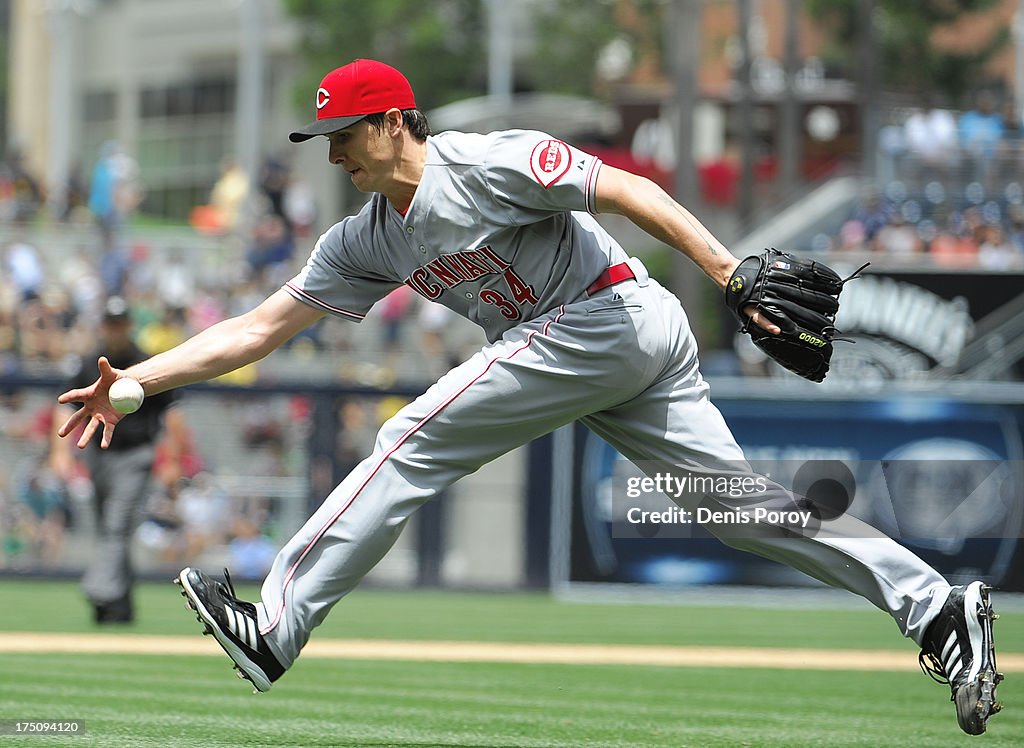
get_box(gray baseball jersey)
[255,128,952,672]
[285,129,623,341]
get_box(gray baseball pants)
[82,443,156,604]
[256,267,951,667]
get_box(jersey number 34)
[480,268,538,320]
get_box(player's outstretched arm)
[57,289,325,449]
[595,165,737,284]
[594,165,779,334]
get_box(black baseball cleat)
[919,581,1003,735]
[175,567,285,692]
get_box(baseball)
[108,377,145,414]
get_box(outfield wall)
[550,380,1024,595]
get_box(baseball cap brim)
[289,114,369,143]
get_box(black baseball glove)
[724,249,866,382]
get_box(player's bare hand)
[56,356,126,449]
[744,306,781,335]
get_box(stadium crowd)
[830,92,1024,268]
[4,96,1024,578]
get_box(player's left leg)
[584,373,954,644]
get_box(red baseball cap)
[289,59,417,143]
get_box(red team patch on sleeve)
[530,139,572,188]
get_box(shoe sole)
[955,582,1003,735]
[174,567,272,693]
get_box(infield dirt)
[2,632,1022,672]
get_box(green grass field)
[0,579,1020,747]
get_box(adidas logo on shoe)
[175,567,285,692]
[919,581,1003,735]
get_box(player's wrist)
[710,255,742,289]
[120,366,151,394]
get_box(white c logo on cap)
[316,88,330,110]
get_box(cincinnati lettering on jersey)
[405,245,539,321]
[405,246,511,299]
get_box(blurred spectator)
[176,472,231,561]
[0,304,16,376]
[121,289,163,336]
[418,299,462,380]
[1008,205,1024,252]
[245,213,294,276]
[928,230,977,267]
[134,493,185,568]
[259,155,292,233]
[698,151,740,206]
[874,212,922,255]
[241,403,286,451]
[999,99,1024,182]
[903,99,958,183]
[876,122,907,185]
[62,162,89,224]
[977,224,1022,270]
[137,305,187,355]
[376,285,414,377]
[1001,99,1023,140]
[157,251,196,310]
[12,468,68,568]
[186,283,228,335]
[836,218,868,252]
[957,205,988,245]
[849,189,892,243]
[283,176,317,238]
[208,158,250,234]
[228,515,277,580]
[15,289,69,367]
[334,399,378,481]
[89,141,142,250]
[122,242,156,298]
[5,239,44,301]
[113,149,143,224]
[0,475,23,567]
[959,91,1004,187]
[152,399,205,500]
[89,142,123,248]
[99,244,130,295]
[0,147,45,224]
[9,402,76,569]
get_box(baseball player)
[57,59,1002,734]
